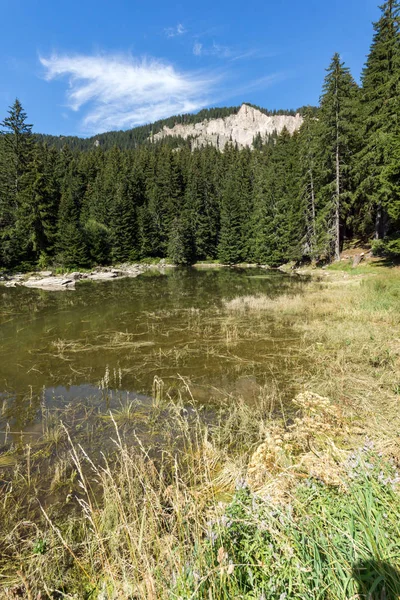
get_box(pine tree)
[297,108,321,259]
[0,99,34,267]
[318,54,359,260]
[357,0,400,249]
[0,99,33,199]
[57,161,89,268]
[251,130,302,266]
[149,146,184,254]
[186,149,219,260]
[168,212,196,265]
[217,148,251,264]
[109,178,138,262]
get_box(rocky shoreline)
[0,262,175,291]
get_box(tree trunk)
[334,73,341,262]
[309,168,316,239]
[374,202,382,240]
[335,143,340,260]
[308,167,316,256]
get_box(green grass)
[359,273,400,312]
[326,260,383,275]
[174,449,400,599]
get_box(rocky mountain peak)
[152,103,303,150]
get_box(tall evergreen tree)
[57,160,89,268]
[251,130,302,266]
[318,54,358,260]
[109,177,139,262]
[186,149,219,260]
[357,0,400,247]
[0,99,34,267]
[25,144,60,262]
[167,212,196,265]
[297,108,321,259]
[217,148,251,264]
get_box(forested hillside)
[1,0,399,270]
[34,105,306,152]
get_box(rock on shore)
[0,263,171,291]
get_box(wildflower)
[219,515,232,528]
[362,438,374,452]
[235,478,249,491]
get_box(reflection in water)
[0,267,309,431]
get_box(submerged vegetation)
[0,265,399,598]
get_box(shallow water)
[0,267,308,433]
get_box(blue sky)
[1,0,380,136]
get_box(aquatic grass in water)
[0,268,309,428]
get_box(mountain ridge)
[35,102,313,151]
[152,103,304,150]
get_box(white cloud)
[165,23,186,38]
[210,43,232,58]
[193,42,203,56]
[40,52,216,133]
[193,41,234,59]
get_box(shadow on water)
[352,560,400,600]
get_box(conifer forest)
[1,1,399,271]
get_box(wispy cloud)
[193,42,203,56]
[40,52,217,133]
[192,41,274,62]
[233,72,288,97]
[164,23,186,38]
[193,41,233,58]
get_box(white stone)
[152,104,303,150]
[22,277,75,291]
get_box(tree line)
[0,0,399,270]
[34,105,311,153]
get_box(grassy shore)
[1,263,400,599]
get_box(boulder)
[67,271,86,281]
[22,277,75,291]
[352,253,365,268]
[87,271,118,281]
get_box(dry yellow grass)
[224,269,400,446]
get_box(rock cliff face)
[152,104,303,150]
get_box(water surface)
[0,268,308,432]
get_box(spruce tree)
[0,99,34,267]
[168,212,196,265]
[57,161,89,268]
[109,178,138,262]
[318,54,358,260]
[186,149,219,260]
[20,145,59,264]
[217,148,250,264]
[297,108,321,259]
[251,130,302,266]
[357,0,400,248]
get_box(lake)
[0,267,308,439]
